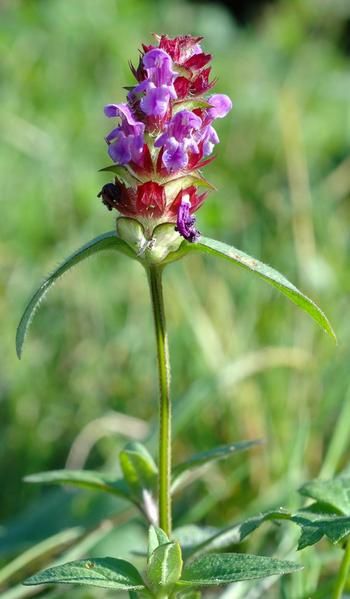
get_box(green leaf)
[16,231,135,358]
[179,553,302,587]
[24,469,132,501]
[148,542,183,589]
[299,476,350,515]
[23,557,145,590]
[185,236,336,341]
[172,440,262,487]
[176,510,292,558]
[148,526,169,558]
[291,511,350,549]
[119,442,158,497]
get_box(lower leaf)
[179,553,302,587]
[23,557,146,591]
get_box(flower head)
[101,34,232,244]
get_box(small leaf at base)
[148,526,170,558]
[148,542,183,589]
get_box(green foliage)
[16,232,134,358]
[184,237,336,341]
[119,442,158,497]
[148,526,170,556]
[24,470,131,500]
[293,512,350,550]
[175,510,293,558]
[23,557,145,590]
[299,476,350,515]
[172,439,262,488]
[179,553,302,587]
[22,527,302,594]
[290,475,350,550]
[24,441,160,522]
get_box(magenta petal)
[140,86,171,117]
[163,139,188,172]
[143,48,172,69]
[172,110,202,140]
[207,94,232,118]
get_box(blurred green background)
[1,0,349,596]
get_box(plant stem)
[332,538,350,599]
[147,265,172,536]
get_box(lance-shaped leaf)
[23,557,145,590]
[172,440,262,489]
[299,476,350,515]
[178,553,302,587]
[182,236,335,341]
[175,510,292,559]
[16,231,135,358]
[24,470,132,501]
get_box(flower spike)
[101,33,232,243]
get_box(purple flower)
[104,103,145,165]
[199,125,219,156]
[139,85,173,117]
[176,195,200,242]
[134,49,177,117]
[207,94,232,119]
[195,94,232,156]
[155,110,202,171]
[142,49,177,89]
[101,35,233,224]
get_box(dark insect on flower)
[97,183,123,211]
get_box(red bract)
[136,182,166,218]
[168,186,207,215]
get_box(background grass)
[1,0,349,596]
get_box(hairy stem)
[147,265,172,536]
[332,538,350,599]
